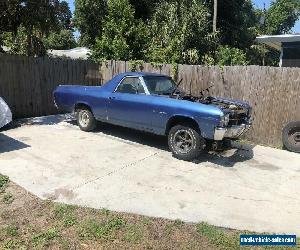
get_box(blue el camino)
[54,72,252,160]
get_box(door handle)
[109,96,116,100]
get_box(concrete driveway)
[0,115,300,235]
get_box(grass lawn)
[0,174,297,249]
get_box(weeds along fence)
[1,55,300,147]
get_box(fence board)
[0,55,300,147]
[0,54,101,118]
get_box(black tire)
[282,121,300,153]
[168,124,204,161]
[76,108,97,132]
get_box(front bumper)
[214,124,251,141]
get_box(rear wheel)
[282,121,300,153]
[168,124,204,161]
[76,108,97,132]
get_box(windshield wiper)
[170,79,183,97]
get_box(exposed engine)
[172,94,251,126]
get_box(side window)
[116,77,145,94]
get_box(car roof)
[117,72,170,78]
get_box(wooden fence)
[0,54,102,118]
[1,55,300,147]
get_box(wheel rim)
[79,111,90,127]
[288,127,300,147]
[173,129,194,154]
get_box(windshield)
[143,76,178,95]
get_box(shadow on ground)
[8,114,73,129]
[91,122,255,168]
[7,114,254,167]
[0,134,30,153]
[195,144,254,168]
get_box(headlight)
[220,114,230,127]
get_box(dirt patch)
[0,179,215,249]
[0,176,297,250]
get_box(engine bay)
[171,93,251,126]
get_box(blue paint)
[54,72,250,140]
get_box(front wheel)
[282,121,300,153]
[76,108,97,132]
[168,124,204,161]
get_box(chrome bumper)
[214,124,251,141]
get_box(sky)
[253,0,300,32]
[65,0,300,34]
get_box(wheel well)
[74,103,92,113]
[165,116,200,135]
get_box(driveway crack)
[72,152,158,191]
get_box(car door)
[106,76,154,132]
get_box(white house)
[47,47,91,60]
[256,34,300,67]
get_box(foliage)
[265,0,300,35]
[91,0,149,61]
[2,0,300,66]
[43,29,77,50]
[215,46,248,66]
[0,0,75,56]
[32,228,59,247]
[73,0,107,46]
[0,0,22,33]
[202,46,248,66]
[129,60,144,72]
[5,225,19,237]
[2,193,14,204]
[245,0,300,65]
[79,217,126,240]
[145,0,213,65]
[248,44,280,66]
[57,1,73,30]
[129,0,160,20]
[78,0,300,66]
[1,25,44,56]
[196,222,240,250]
[202,54,215,66]
[212,0,259,49]
[0,174,9,193]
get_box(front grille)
[229,113,249,126]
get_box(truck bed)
[53,85,102,113]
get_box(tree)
[56,0,73,30]
[0,0,21,51]
[213,0,258,49]
[43,1,76,51]
[146,0,214,64]
[43,29,77,50]
[73,0,107,46]
[0,0,22,33]
[247,0,300,66]
[128,0,161,20]
[265,0,300,35]
[0,26,28,55]
[216,46,248,66]
[0,0,60,56]
[91,0,149,61]
[0,0,76,56]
